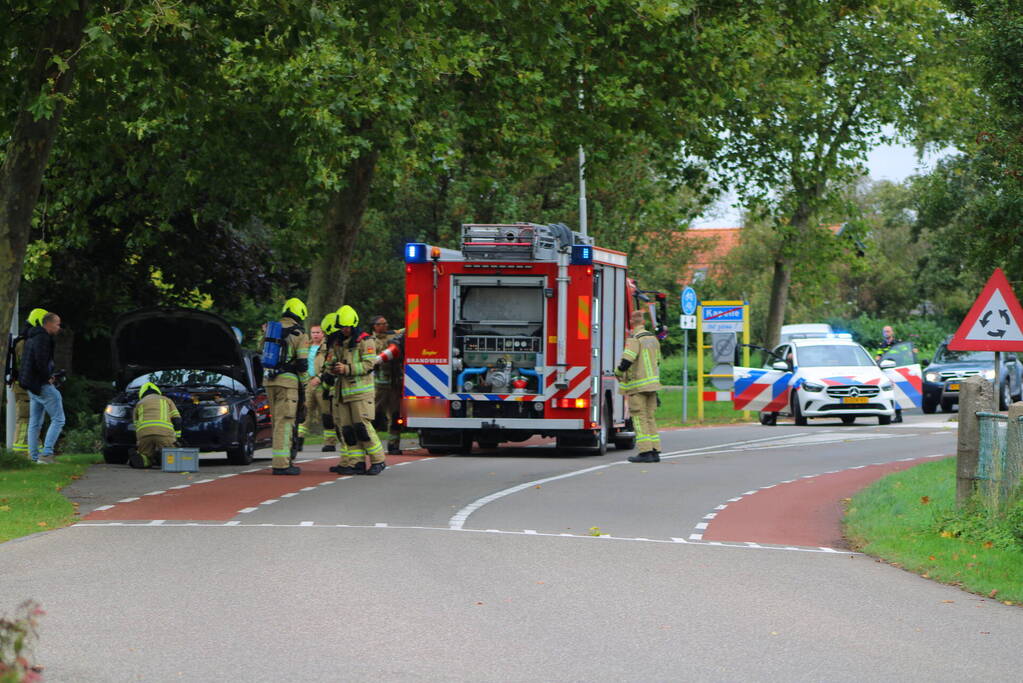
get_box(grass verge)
[656,387,749,428]
[844,457,1023,604]
[0,451,103,543]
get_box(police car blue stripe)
[485,394,501,401]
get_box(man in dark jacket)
[19,312,65,464]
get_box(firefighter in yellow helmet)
[264,297,310,475]
[5,308,47,460]
[298,314,338,452]
[615,309,663,463]
[324,305,386,475]
[130,382,182,469]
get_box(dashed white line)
[238,507,257,514]
[117,497,140,503]
[260,499,278,505]
[143,490,166,496]
[93,505,114,511]
[69,521,856,554]
[281,492,298,498]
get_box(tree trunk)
[763,203,812,349]
[0,4,88,370]
[764,258,792,349]
[306,151,380,325]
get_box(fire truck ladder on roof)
[461,223,591,261]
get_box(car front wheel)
[759,411,777,426]
[227,420,256,465]
[878,414,892,425]
[922,397,938,414]
[102,446,130,464]
[791,393,808,426]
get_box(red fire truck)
[401,222,666,455]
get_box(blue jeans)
[28,384,66,461]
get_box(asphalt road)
[4,413,1022,681]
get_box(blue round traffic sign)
[681,287,698,316]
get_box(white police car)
[736,337,901,426]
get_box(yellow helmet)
[281,297,307,320]
[320,312,339,336]
[27,308,48,327]
[336,305,359,328]
[138,382,162,399]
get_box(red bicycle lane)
[702,455,952,548]
[82,454,434,522]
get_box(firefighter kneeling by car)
[130,382,182,469]
[325,306,386,475]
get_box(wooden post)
[1005,401,1023,502]
[956,376,994,507]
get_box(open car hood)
[112,308,251,390]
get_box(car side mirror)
[921,358,930,368]
[771,361,789,372]
[879,359,897,369]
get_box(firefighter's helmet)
[281,298,307,320]
[138,382,162,399]
[26,308,48,327]
[336,305,359,328]
[321,312,339,336]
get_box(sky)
[691,141,953,228]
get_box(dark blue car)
[102,308,273,465]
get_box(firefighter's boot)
[651,450,661,462]
[387,439,402,455]
[322,444,336,452]
[365,461,387,476]
[273,465,301,475]
[628,451,656,463]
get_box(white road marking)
[93,505,113,511]
[281,492,298,498]
[68,521,856,554]
[143,490,166,496]
[447,433,817,530]
[169,485,191,490]
[260,499,278,505]
[117,497,140,503]
[238,507,257,514]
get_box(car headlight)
[880,380,893,391]
[925,371,939,383]
[983,369,996,380]
[104,404,130,419]
[802,381,825,393]
[200,405,230,419]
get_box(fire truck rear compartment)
[453,279,545,394]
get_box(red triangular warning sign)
[949,268,1023,351]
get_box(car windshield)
[127,370,244,392]
[934,347,994,363]
[796,344,875,368]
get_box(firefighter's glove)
[617,359,633,373]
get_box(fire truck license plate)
[947,383,960,392]
[842,397,869,404]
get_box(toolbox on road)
[161,447,200,472]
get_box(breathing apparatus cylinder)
[262,321,284,370]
